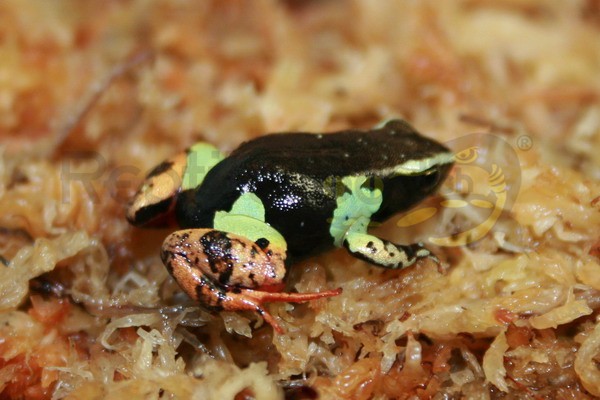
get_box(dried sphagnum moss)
[1,0,600,399]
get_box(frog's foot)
[343,232,438,269]
[161,228,342,333]
[218,286,343,333]
[165,251,341,333]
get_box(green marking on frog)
[329,174,435,269]
[329,175,383,247]
[213,193,287,252]
[228,190,265,220]
[182,142,225,191]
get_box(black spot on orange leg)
[255,238,270,250]
[146,160,174,179]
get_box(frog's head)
[127,143,225,227]
[389,147,454,201]
[372,120,455,218]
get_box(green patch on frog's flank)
[329,175,383,246]
[182,142,225,190]
[213,193,287,252]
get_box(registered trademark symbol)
[517,135,533,151]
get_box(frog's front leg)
[161,229,342,333]
[343,231,437,269]
[330,175,439,270]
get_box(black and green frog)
[127,119,454,333]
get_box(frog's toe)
[218,292,285,333]
[247,287,343,304]
[218,287,342,334]
[427,251,440,265]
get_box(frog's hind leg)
[161,228,341,333]
[343,232,438,270]
[165,250,341,334]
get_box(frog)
[127,119,454,333]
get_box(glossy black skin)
[175,120,452,262]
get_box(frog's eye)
[454,146,478,164]
[419,168,443,191]
[126,152,187,227]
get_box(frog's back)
[230,119,447,179]
[176,120,452,259]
